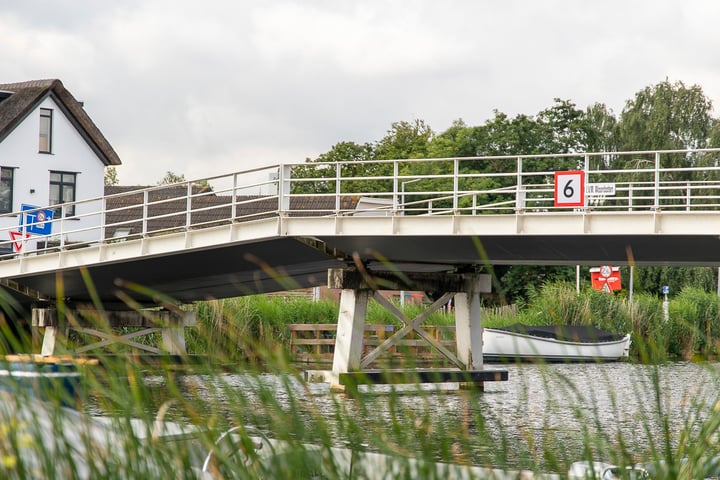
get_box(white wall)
[0,95,107,249]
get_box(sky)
[3,1,720,185]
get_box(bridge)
[2,148,720,388]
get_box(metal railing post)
[654,151,660,209]
[393,161,399,213]
[453,158,459,212]
[186,182,192,229]
[59,205,65,247]
[231,173,238,220]
[335,163,341,214]
[100,197,106,243]
[584,153,590,209]
[278,164,291,214]
[142,190,149,235]
[515,156,524,212]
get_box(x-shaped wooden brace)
[359,291,464,369]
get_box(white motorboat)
[482,324,631,362]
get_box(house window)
[0,168,14,214]
[39,108,53,153]
[49,171,76,216]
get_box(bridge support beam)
[32,308,197,356]
[454,275,488,371]
[330,287,371,389]
[326,268,501,393]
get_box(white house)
[0,79,120,252]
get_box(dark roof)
[0,79,121,166]
[103,185,360,237]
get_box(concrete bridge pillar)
[454,274,491,370]
[330,286,371,389]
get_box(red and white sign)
[9,231,32,252]
[554,170,585,207]
[590,266,622,292]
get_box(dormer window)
[39,108,53,153]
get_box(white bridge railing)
[2,148,720,260]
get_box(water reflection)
[97,361,720,471]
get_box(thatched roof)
[103,185,361,237]
[0,79,121,166]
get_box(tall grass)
[186,282,720,362]
[3,282,720,478]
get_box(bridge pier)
[32,308,197,356]
[326,268,506,393]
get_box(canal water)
[115,361,720,472]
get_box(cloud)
[2,0,720,185]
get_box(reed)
[3,281,720,478]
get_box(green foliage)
[158,171,186,185]
[619,79,714,152]
[104,166,119,186]
[632,266,717,296]
[518,282,594,326]
[497,265,577,305]
[667,287,720,358]
[626,292,668,362]
[374,119,434,160]
[190,296,339,360]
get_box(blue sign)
[662,285,670,295]
[20,204,54,236]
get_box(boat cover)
[495,324,626,343]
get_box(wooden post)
[40,324,68,355]
[330,287,371,391]
[32,308,69,356]
[162,319,186,354]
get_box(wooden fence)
[288,324,458,364]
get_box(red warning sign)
[9,231,32,252]
[590,265,622,292]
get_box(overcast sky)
[4,1,720,185]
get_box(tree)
[585,103,620,154]
[291,141,384,194]
[158,171,186,185]
[104,166,119,186]
[427,119,478,158]
[618,79,714,152]
[375,119,434,160]
[536,99,593,154]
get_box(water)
[111,361,720,472]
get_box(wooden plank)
[291,339,337,346]
[339,369,508,386]
[2,355,99,365]
[287,324,339,331]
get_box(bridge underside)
[2,238,344,311]
[3,233,720,313]
[320,234,720,268]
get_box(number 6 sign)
[554,170,585,207]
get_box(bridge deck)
[0,148,719,308]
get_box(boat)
[568,461,649,479]
[482,324,631,362]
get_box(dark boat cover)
[495,324,625,343]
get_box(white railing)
[2,148,720,260]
